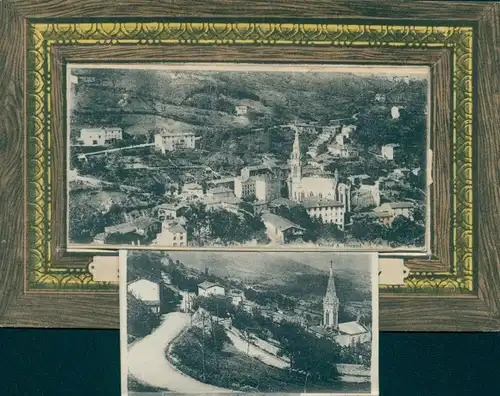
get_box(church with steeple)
[323,260,340,329]
[287,127,351,229]
[307,260,371,347]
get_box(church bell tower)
[288,127,302,199]
[323,260,340,329]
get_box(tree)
[127,251,165,282]
[183,202,210,245]
[274,321,341,382]
[151,181,166,196]
[127,293,161,339]
[387,215,425,246]
[201,180,209,195]
[192,295,235,318]
[160,286,183,314]
[350,215,388,242]
[242,194,257,203]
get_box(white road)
[226,328,289,369]
[127,312,234,393]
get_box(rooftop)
[383,201,415,209]
[338,321,368,335]
[104,222,136,234]
[166,224,187,234]
[269,198,300,208]
[80,127,104,134]
[302,198,344,209]
[261,213,305,232]
[208,186,233,194]
[157,129,195,137]
[133,216,160,230]
[197,280,220,290]
[157,203,186,211]
[382,143,400,148]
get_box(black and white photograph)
[120,251,379,395]
[68,64,429,251]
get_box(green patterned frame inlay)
[26,21,473,292]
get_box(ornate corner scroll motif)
[27,22,473,292]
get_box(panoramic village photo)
[68,64,429,250]
[121,251,378,394]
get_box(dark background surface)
[0,330,499,396]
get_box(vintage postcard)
[68,63,429,252]
[120,250,379,395]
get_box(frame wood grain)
[0,0,499,331]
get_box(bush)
[127,293,161,339]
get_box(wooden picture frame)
[0,0,499,331]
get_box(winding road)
[225,328,289,369]
[127,312,234,393]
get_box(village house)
[355,180,381,208]
[261,212,305,244]
[252,200,268,214]
[156,203,187,221]
[206,186,235,200]
[302,198,346,230]
[92,232,106,244]
[154,128,196,153]
[197,281,225,297]
[181,182,204,199]
[154,222,188,247]
[78,127,123,146]
[235,104,248,116]
[341,124,357,138]
[127,278,161,313]
[381,143,400,160]
[268,198,299,209]
[131,217,162,237]
[179,290,197,312]
[307,146,319,158]
[229,290,245,306]
[369,210,394,226]
[322,124,341,135]
[390,168,411,179]
[373,201,415,223]
[328,143,358,158]
[102,217,161,244]
[391,105,403,119]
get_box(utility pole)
[303,372,310,393]
[202,314,206,381]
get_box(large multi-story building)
[78,127,123,146]
[302,198,346,230]
[154,128,196,153]
[234,165,282,203]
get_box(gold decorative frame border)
[26,21,473,292]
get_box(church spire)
[292,126,300,155]
[323,260,339,329]
[326,260,337,299]
[289,126,302,179]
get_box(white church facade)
[287,128,351,229]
